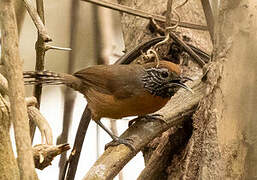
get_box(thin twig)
[22,0,52,42]
[114,37,166,65]
[81,0,208,31]
[45,45,72,51]
[0,0,38,178]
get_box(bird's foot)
[105,136,136,152]
[128,114,167,127]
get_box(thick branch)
[0,0,38,179]
[83,80,205,180]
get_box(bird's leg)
[95,120,136,151]
[128,114,167,127]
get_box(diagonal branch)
[81,0,208,31]
[200,0,214,43]
[22,0,52,42]
[83,79,205,180]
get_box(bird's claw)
[105,137,136,152]
[128,114,166,127]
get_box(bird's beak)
[175,81,194,94]
[168,76,194,94]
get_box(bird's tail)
[24,71,66,85]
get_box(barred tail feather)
[23,71,66,85]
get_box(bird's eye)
[160,71,169,78]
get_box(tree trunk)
[170,1,257,179]
[0,0,38,179]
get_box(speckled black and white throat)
[142,67,179,98]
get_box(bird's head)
[142,61,193,98]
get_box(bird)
[24,60,193,149]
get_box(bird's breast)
[85,88,170,120]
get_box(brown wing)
[73,64,145,99]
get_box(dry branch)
[0,0,38,178]
[22,0,52,42]
[83,79,205,180]
[27,106,53,145]
[30,0,47,143]
[33,0,47,106]
[33,144,70,170]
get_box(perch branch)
[0,0,38,178]
[22,0,52,42]
[83,79,205,180]
[81,0,208,31]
